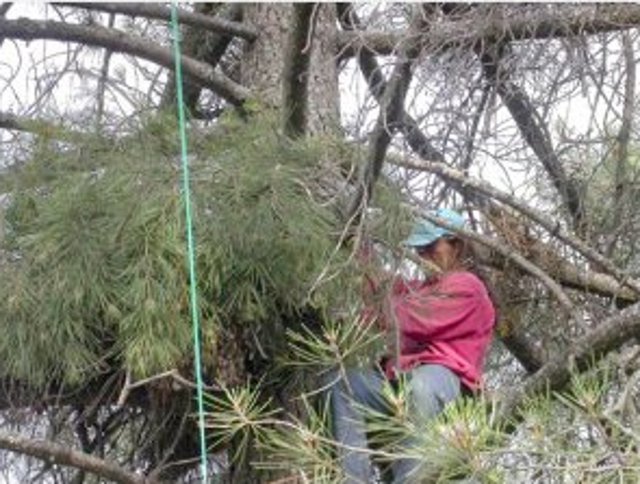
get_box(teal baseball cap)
[404,208,466,247]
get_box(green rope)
[170,4,208,482]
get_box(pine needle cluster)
[0,113,405,390]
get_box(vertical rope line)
[170,4,208,482]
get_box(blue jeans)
[328,364,461,483]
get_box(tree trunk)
[241,3,340,135]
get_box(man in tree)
[329,209,495,483]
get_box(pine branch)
[0,431,148,484]
[59,2,257,40]
[0,110,112,147]
[0,17,250,106]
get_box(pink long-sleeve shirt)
[369,271,495,391]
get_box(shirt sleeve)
[392,272,489,341]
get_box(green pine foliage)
[0,113,406,388]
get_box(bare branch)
[0,17,250,106]
[282,3,317,138]
[480,46,586,233]
[0,431,146,484]
[0,3,11,17]
[348,8,427,219]
[391,155,640,296]
[337,3,445,163]
[481,246,638,305]
[0,1,12,48]
[607,31,636,256]
[337,5,640,57]
[499,300,640,420]
[94,13,115,133]
[59,2,257,40]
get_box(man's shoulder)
[440,271,486,294]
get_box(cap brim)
[403,233,440,247]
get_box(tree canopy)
[1,3,640,482]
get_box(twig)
[117,369,220,406]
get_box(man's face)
[416,237,457,270]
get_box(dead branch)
[607,31,636,257]
[94,13,115,133]
[391,155,640,296]
[499,300,640,421]
[347,7,426,219]
[480,45,586,233]
[337,4,640,57]
[59,2,257,40]
[337,3,445,163]
[0,17,250,106]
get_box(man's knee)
[409,365,460,419]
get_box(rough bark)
[281,3,316,137]
[241,3,339,134]
[497,320,546,373]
